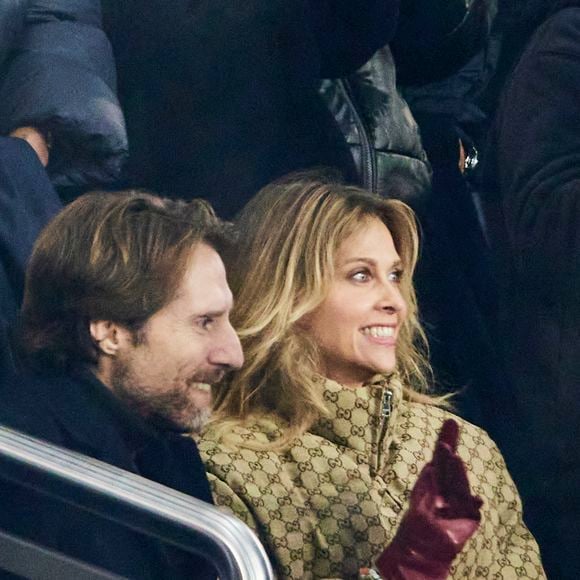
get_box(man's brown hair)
[20,190,231,370]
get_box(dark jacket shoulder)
[0,370,215,579]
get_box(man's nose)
[210,322,244,370]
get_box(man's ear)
[89,320,126,356]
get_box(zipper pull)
[381,388,393,419]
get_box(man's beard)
[109,359,218,434]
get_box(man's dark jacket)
[0,369,215,579]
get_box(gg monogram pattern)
[198,376,545,579]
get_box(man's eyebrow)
[190,308,229,319]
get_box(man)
[0,190,243,578]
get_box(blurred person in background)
[0,0,401,217]
[481,1,580,576]
[0,132,61,376]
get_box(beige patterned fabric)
[198,375,545,579]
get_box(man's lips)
[187,368,226,389]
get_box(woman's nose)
[377,283,407,315]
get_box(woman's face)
[302,217,408,388]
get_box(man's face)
[108,243,244,433]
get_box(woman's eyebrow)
[342,257,402,269]
[342,257,376,266]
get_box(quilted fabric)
[199,375,545,579]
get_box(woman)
[198,175,544,579]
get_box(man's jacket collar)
[44,368,160,460]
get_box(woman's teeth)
[361,326,394,338]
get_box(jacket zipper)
[338,78,377,193]
[381,388,393,420]
[373,387,393,476]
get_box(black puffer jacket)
[319,45,431,209]
[318,0,493,209]
[0,0,127,188]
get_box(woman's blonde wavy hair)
[211,173,440,447]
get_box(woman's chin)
[363,352,397,373]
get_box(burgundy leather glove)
[374,419,483,580]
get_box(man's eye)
[351,270,370,282]
[198,316,214,330]
[388,269,403,284]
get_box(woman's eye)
[351,270,370,282]
[388,269,403,284]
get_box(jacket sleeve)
[205,470,342,580]
[484,440,546,578]
[0,0,27,70]
[0,0,128,188]
[205,473,262,532]
[199,433,322,579]
[490,13,580,303]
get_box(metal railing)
[0,425,274,580]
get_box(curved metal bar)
[0,425,274,580]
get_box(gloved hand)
[374,419,483,579]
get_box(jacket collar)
[33,368,214,503]
[309,373,404,476]
[42,368,161,460]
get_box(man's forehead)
[174,243,232,309]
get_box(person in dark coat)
[481,1,580,577]
[1,0,400,217]
[0,134,61,377]
[0,190,244,578]
[100,0,401,218]
[0,0,128,193]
